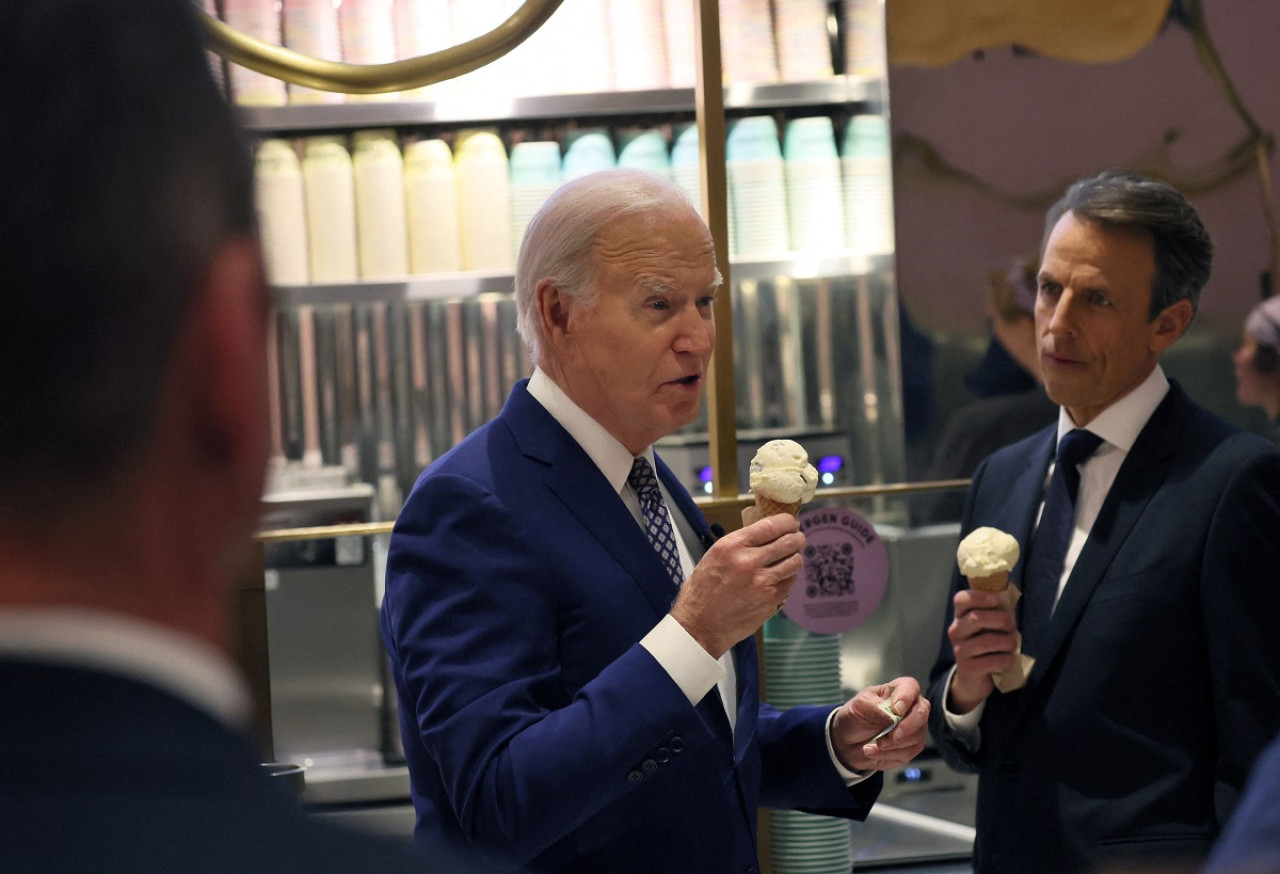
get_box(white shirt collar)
[527,367,654,493]
[0,607,251,728]
[1056,364,1170,453]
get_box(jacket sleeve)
[758,702,883,816]
[1200,445,1280,819]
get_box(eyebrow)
[639,278,674,295]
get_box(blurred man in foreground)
[0,1,426,869]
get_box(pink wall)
[886,0,1280,337]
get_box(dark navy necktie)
[1020,429,1104,656]
[628,457,684,589]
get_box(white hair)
[514,167,717,365]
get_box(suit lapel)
[1025,387,1186,687]
[1008,429,1056,588]
[502,383,685,619]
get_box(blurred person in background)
[912,256,1058,525]
[0,1,430,870]
[1232,294,1280,444]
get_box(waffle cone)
[967,572,1009,593]
[754,495,803,518]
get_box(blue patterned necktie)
[628,457,684,589]
[1020,428,1104,657]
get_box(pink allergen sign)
[782,506,888,635]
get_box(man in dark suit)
[381,167,931,872]
[926,169,1280,873]
[0,1,427,870]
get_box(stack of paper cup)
[508,141,563,263]
[726,116,788,258]
[661,0,696,88]
[281,0,344,104]
[607,0,669,92]
[842,0,887,78]
[561,129,617,182]
[451,0,522,100]
[254,139,310,285]
[339,0,399,102]
[221,0,287,106]
[671,123,736,254]
[719,0,777,84]
[775,0,834,82]
[770,808,854,874]
[302,136,359,283]
[353,129,410,279]
[617,129,672,178]
[784,117,846,253]
[394,0,454,102]
[525,0,613,95]
[763,615,852,874]
[842,114,894,256]
[454,130,513,271]
[404,139,462,274]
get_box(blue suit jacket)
[381,380,879,873]
[926,382,1280,874]
[0,660,427,873]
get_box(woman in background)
[1233,295,1280,445]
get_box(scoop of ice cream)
[749,439,818,504]
[956,526,1020,577]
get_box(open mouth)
[673,374,701,387]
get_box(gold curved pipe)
[196,0,565,95]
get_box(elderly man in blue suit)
[381,168,931,872]
[927,169,1280,874]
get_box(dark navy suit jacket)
[381,379,879,873]
[926,382,1280,873]
[0,660,427,873]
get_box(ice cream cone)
[967,571,1009,593]
[755,495,803,518]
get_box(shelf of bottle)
[268,251,894,308]
[238,76,885,133]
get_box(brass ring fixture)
[195,0,565,95]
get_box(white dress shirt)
[0,606,251,728]
[945,365,1171,744]
[527,369,736,728]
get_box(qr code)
[804,542,856,598]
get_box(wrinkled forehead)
[593,206,715,270]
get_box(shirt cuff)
[825,708,872,786]
[942,666,984,750]
[640,614,725,707]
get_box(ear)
[1150,298,1194,354]
[536,277,573,350]
[177,236,272,495]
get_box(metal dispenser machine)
[259,471,408,805]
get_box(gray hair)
[514,168,719,365]
[1041,169,1213,321]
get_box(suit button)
[655,747,671,763]
[626,770,643,784]
[670,736,685,752]
[747,867,760,874]
[642,759,658,774]
[1002,759,1020,778]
